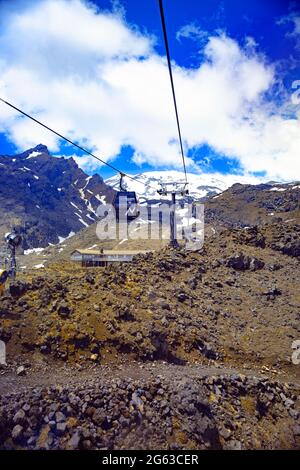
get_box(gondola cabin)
[113,190,140,222]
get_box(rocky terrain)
[206,182,300,228]
[0,145,115,249]
[0,221,300,449]
[1,145,300,450]
[14,179,300,270]
[1,363,299,450]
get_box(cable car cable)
[158,0,188,184]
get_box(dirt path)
[1,359,300,396]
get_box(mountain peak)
[14,143,50,159]
[32,143,49,154]
[25,143,49,156]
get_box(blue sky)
[0,0,299,181]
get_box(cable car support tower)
[157,182,188,248]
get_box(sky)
[0,0,299,181]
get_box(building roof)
[71,249,151,256]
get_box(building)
[70,249,151,267]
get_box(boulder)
[57,301,72,318]
[226,253,264,271]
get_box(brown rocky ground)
[0,221,300,450]
[206,182,300,228]
[1,362,300,450]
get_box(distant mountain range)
[105,170,265,203]
[0,145,299,251]
[106,171,300,227]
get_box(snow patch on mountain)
[26,151,43,159]
[105,171,264,202]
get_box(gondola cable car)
[113,172,140,222]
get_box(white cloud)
[278,14,300,49]
[0,0,299,181]
[72,154,104,173]
[293,16,300,37]
[176,23,209,45]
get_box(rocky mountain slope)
[0,221,300,449]
[0,145,115,249]
[206,182,300,229]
